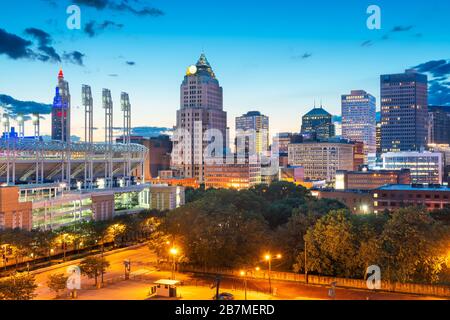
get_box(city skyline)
[0,0,449,141]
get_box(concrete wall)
[179,265,450,298]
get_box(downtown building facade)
[204,157,262,190]
[381,151,443,184]
[428,105,450,145]
[380,69,428,152]
[288,140,354,182]
[335,168,411,191]
[235,111,269,155]
[171,54,227,182]
[341,90,376,161]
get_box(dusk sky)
[0,0,449,140]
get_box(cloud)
[113,126,172,137]
[42,135,81,142]
[0,28,34,60]
[0,27,86,66]
[391,25,414,32]
[126,61,136,66]
[428,81,450,106]
[412,59,450,106]
[24,27,61,62]
[131,126,172,137]
[84,20,124,37]
[361,40,373,47]
[108,74,119,77]
[63,51,85,66]
[73,0,164,16]
[362,25,417,48]
[0,94,52,116]
[414,59,450,78]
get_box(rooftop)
[303,106,331,117]
[377,184,450,192]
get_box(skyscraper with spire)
[172,54,227,181]
[51,69,71,142]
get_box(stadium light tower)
[16,115,24,139]
[83,85,94,189]
[102,89,113,189]
[32,113,43,184]
[121,92,131,187]
[1,114,11,184]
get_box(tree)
[0,229,33,269]
[47,273,69,298]
[378,207,449,283]
[31,229,56,259]
[163,189,270,269]
[79,256,110,288]
[274,211,320,269]
[294,209,360,278]
[0,272,37,300]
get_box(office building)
[428,106,450,145]
[235,111,269,155]
[380,70,428,152]
[335,168,411,191]
[376,122,381,155]
[204,158,261,190]
[300,106,335,141]
[171,54,227,182]
[341,90,376,161]
[373,184,450,213]
[288,140,354,182]
[381,151,443,184]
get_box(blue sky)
[0,0,449,140]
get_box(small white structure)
[152,279,179,298]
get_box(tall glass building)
[341,90,376,162]
[380,69,428,152]
[300,106,335,141]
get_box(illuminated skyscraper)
[380,69,428,152]
[300,106,335,141]
[172,54,227,182]
[51,69,71,142]
[341,90,376,161]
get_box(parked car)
[212,292,235,300]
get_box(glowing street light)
[169,247,179,280]
[263,253,282,295]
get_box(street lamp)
[264,253,282,295]
[239,270,248,300]
[169,247,179,280]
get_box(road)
[31,245,445,300]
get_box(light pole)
[169,247,179,280]
[239,271,248,300]
[304,239,308,284]
[239,267,259,300]
[264,253,281,295]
